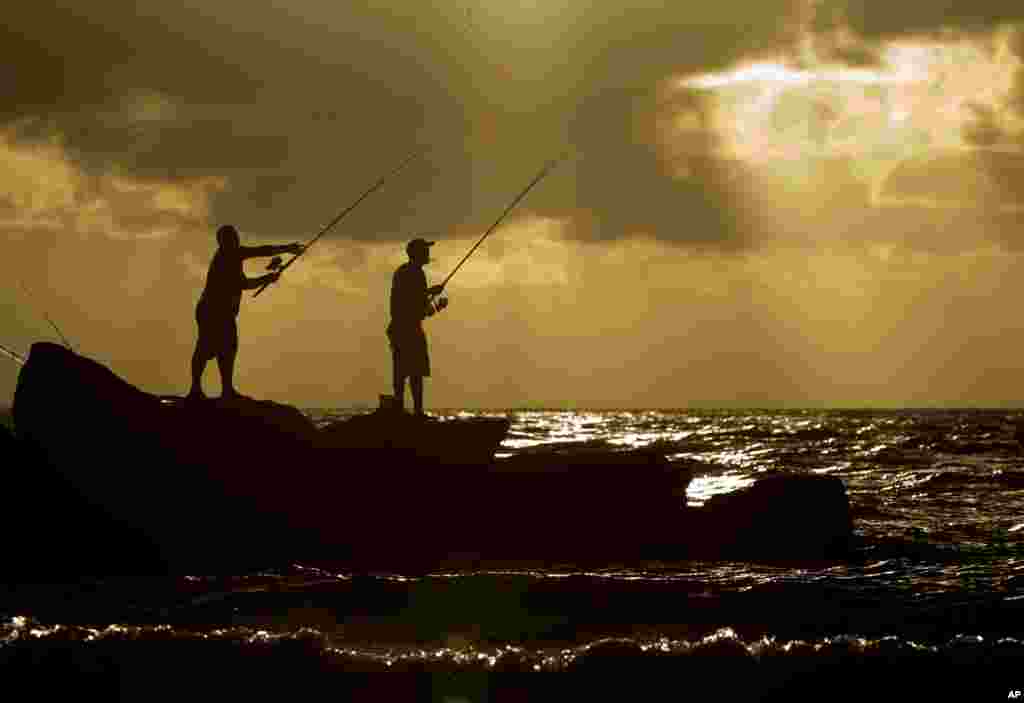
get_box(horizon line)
[4,404,1024,413]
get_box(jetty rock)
[443,445,690,561]
[1,421,15,457]
[2,402,163,576]
[14,342,318,474]
[319,410,510,467]
[693,472,853,560]
[9,342,512,573]
[12,342,326,570]
[477,451,851,562]
[9,342,854,572]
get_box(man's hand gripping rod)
[429,152,568,305]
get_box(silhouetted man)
[188,225,303,401]
[388,237,447,415]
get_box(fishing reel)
[427,293,449,316]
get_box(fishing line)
[253,148,428,298]
[19,281,74,351]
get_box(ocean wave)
[4,617,1022,675]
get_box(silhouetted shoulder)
[392,261,416,281]
[394,263,425,286]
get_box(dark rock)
[9,342,854,571]
[1,406,163,578]
[8,343,513,574]
[698,472,853,559]
[478,447,689,559]
[319,409,509,467]
[1,422,17,462]
[492,446,685,504]
[11,343,326,573]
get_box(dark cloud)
[2,4,259,120]
[4,2,473,241]
[8,1,1024,256]
[558,148,753,250]
[4,2,813,244]
[842,0,1024,37]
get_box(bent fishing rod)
[432,152,569,297]
[0,342,25,366]
[253,149,425,298]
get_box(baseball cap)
[406,237,435,255]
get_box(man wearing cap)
[388,237,447,415]
[187,224,304,402]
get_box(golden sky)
[4,1,1024,407]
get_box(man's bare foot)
[220,390,253,402]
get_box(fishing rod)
[253,148,425,298]
[0,342,26,366]
[433,152,569,296]
[19,281,74,351]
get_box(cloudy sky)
[4,0,1024,407]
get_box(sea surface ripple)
[4,408,1024,678]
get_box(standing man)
[187,224,304,402]
[388,237,447,415]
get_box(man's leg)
[217,321,240,398]
[391,342,407,412]
[189,342,210,398]
[410,376,424,416]
[189,313,213,398]
[393,375,406,412]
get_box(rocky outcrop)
[472,446,690,560]
[2,410,164,577]
[14,343,318,454]
[319,409,510,467]
[12,343,325,572]
[467,454,851,562]
[693,473,853,560]
[1,421,15,457]
[9,342,854,573]
[8,343,515,573]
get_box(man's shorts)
[387,324,430,378]
[195,306,238,356]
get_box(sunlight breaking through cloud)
[668,19,1024,212]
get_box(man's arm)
[239,243,304,260]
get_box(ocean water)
[3,408,1024,691]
